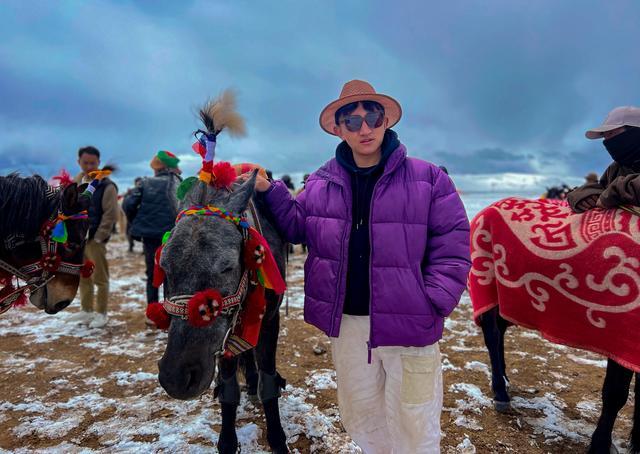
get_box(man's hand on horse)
[237,172,271,192]
[575,194,599,212]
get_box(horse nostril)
[54,300,72,312]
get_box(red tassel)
[80,260,95,278]
[0,284,28,308]
[211,162,237,189]
[152,245,166,288]
[237,286,266,346]
[223,285,267,357]
[146,302,171,330]
[187,289,223,328]
[14,291,29,307]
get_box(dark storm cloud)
[435,148,535,175]
[1,0,639,189]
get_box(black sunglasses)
[340,111,384,132]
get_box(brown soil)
[0,237,633,453]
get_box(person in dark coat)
[568,106,640,212]
[123,177,143,252]
[123,151,182,322]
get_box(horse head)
[158,172,257,400]
[25,182,92,313]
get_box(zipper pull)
[367,341,372,364]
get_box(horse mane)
[0,173,60,238]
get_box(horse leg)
[239,348,259,402]
[629,372,640,453]
[480,306,511,411]
[215,356,241,454]
[589,359,633,454]
[255,303,288,453]
[497,312,510,388]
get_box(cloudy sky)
[1,1,639,191]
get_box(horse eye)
[221,267,234,274]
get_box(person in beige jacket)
[568,106,640,213]
[68,146,119,328]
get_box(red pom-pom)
[40,254,61,272]
[243,236,265,271]
[51,169,73,188]
[146,302,171,330]
[211,162,237,189]
[80,260,95,278]
[187,289,223,328]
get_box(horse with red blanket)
[469,196,640,453]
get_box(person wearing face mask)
[568,106,640,213]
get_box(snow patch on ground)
[464,361,491,379]
[567,354,607,368]
[512,393,594,444]
[306,369,337,391]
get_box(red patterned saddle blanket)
[469,197,640,371]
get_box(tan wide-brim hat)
[319,80,402,135]
[585,106,640,139]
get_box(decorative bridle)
[0,168,116,314]
[147,94,284,356]
[163,205,252,322]
[0,210,95,314]
[148,202,286,357]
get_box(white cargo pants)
[331,315,443,454]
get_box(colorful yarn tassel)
[51,220,68,243]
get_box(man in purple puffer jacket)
[253,80,471,453]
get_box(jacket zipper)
[367,176,382,364]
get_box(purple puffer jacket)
[265,145,471,349]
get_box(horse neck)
[0,175,60,240]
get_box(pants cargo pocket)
[400,354,436,405]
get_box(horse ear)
[226,169,257,214]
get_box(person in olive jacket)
[124,151,182,315]
[568,106,640,212]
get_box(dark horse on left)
[0,174,91,314]
[155,93,289,453]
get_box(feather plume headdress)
[178,90,246,198]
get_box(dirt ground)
[0,236,634,453]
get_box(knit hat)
[150,150,180,170]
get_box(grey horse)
[157,171,289,453]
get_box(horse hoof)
[247,392,260,404]
[271,445,290,454]
[609,443,618,454]
[494,400,511,413]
